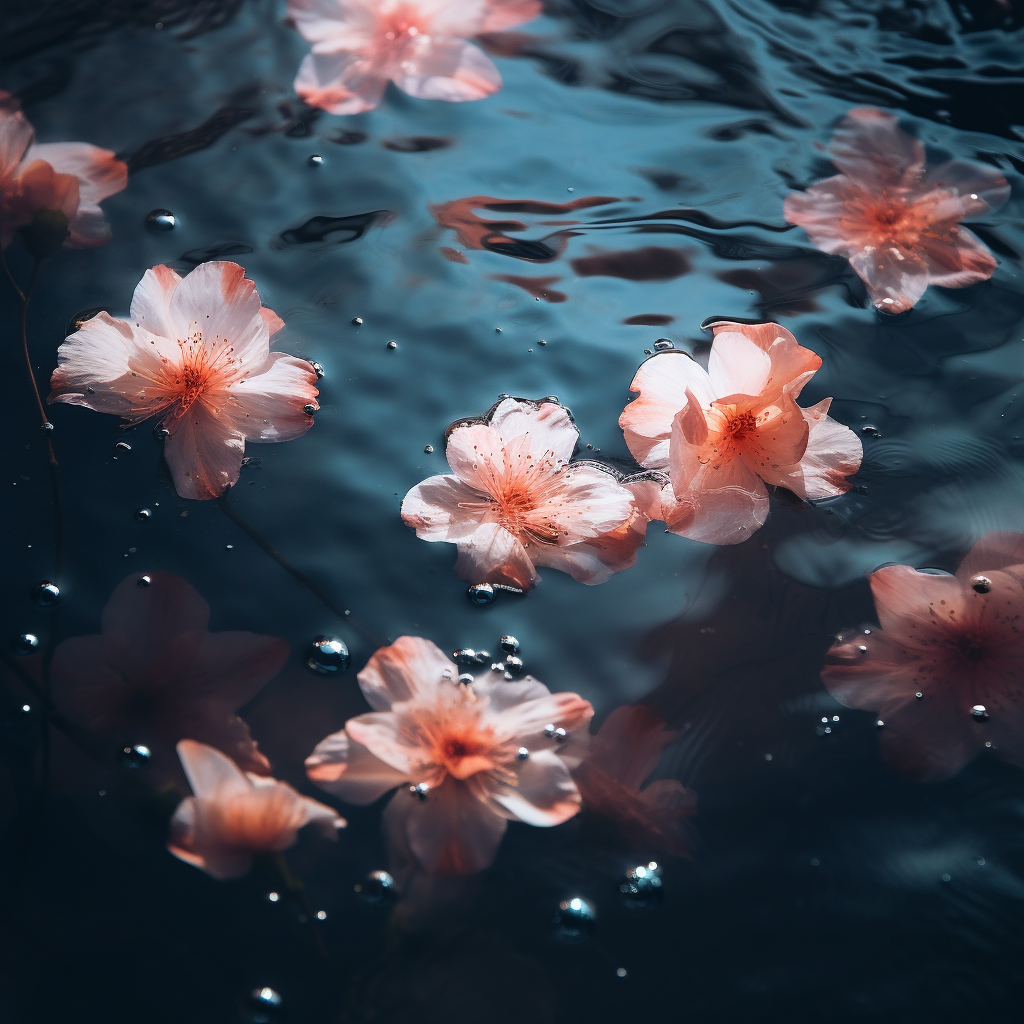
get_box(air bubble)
[457,672,474,685]
[311,361,324,379]
[145,209,176,232]
[303,403,317,415]
[12,633,39,655]
[120,744,152,769]
[355,869,395,905]
[653,339,674,351]
[517,747,529,760]
[308,154,323,167]
[971,705,989,720]
[386,340,397,350]
[619,862,663,908]
[555,897,595,941]
[468,583,495,605]
[137,575,152,588]
[352,317,363,325]
[424,444,434,454]
[453,648,489,667]
[499,635,520,654]
[112,441,132,459]
[135,507,152,521]
[32,581,60,607]
[971,576,992,594]
[306,635,350,675]
[241,986,283,1024]
[504,655,524,677]
[409,782,429,801]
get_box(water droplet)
[39,421,54,433]
[653,339,674,351]
[876,719,885,728]
[495,327,502,333]
[619,862,663,908]
[977,857,986,866]
[355,869,395,905]
[119,744,151,769]
[517,747,529,760]
[267,892,280,902]
[468,583,495,605]
[32,581,60,607]
[544,724,567,742]
[308,154,323,166]
[135,507,152,521]
[241,986,283,1024]
[316,910,327,920]
[810,858,820,867]
[499,635,520,654]
[555,897,595,940]
[386,340,398,350]
[306,635,351,675]
[409,782,429,801]
[153,425,169,440]
[137,575,152,588]
[351,317,363,325]
[453,648,489,667]
[504,655,524,677]
[145,209,176,232]
[616,968,627,978]
[12,633,39,655]
[311,361,324,379]
[112,440,132,459]
[972,575,992,594]
[971,704,989,720]
[861,424,882,437]
[457,672,474,685]
[303,403,317,415]
[916,692,923,699]
[941,873,951,882]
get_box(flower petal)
[394,38,502,103]
[345,712,418,774]
[707,328,773,397]
[828,106,925,188]
[0,91,33,178]
[305,729,410,804]
[487,397,578,463]
[492,749,581,826]
[401,473,489,540]
[958,533,1024,585]
[226,352,319,441]
[848,242,930,313]
[479,0,542,31]
[917,225,997,290]
[869,565,966,643]
[922,159,1010,216]
[176,739,252,800]
[129,265,182,339]
[453,520,538,589]
[357,636,458,711]
[294,51,388,115]
[163,402,246,500]
[665,482,770,545]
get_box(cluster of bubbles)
[452,634,524,682]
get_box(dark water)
[2,0,1024,1021]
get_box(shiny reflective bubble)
[423,444,434,454]
[467,583,495,605]
[972,576,992,594]
[517,747,529,760]
[302,403,317,415]
[12,633,39,655]
[351,316,363,325]
[137,575,152,588]
[153,425,170,440]
[972,705,989,720]
[409,782,430,801]
[32,581,60,607]
[453,648,489,667]
[240,986,283,1024]
[355,869,395,905]
[457,672,475,685]
[306,635,351,675]
[308,154,323,166]
[499,635,520,654]
[620,862,663,908]
[653,338,675,351]
[504,655,524,677]
[111,440,132,459]
[145,209,177,232]
[386,340,398,350]
[555,897,596,941]
[544,724,568,742]
[311,361,325,379]
[135,507,152,521]
[119,744,152,769]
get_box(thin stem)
[0,247,25,302]
[217,493,384,648]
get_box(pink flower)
[52,571,287,780]
[168,740,344,880]
[573,705,696,856]
[48,261,317,500]
[288,0,541,114]
[822,533,1024,782]
[0,90,127,250]
[305,636,592,874]
[619,321,863,545]
[784,106,1010,313]
[401,397,657,590]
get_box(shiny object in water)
[12,633,39,655]
[32,581,60,607]
[555,897,596,940]
[306,635,351,675]
[145,209,177,232]
[119,744,152,769]
[355,869,395,905]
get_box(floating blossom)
[822,533,1024,782]
[168,740,344,880]
[52,572,286,779]
[288,0,541,114]
[573,705,696,856]
[784,107,1010,313]
[619,321,862,545]
[402,397,658,590]
[0,90,127,251]
[306,636,592,874]
[48,261,317,500]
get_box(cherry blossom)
[52,571,286,780]
[573,705,696,856]
[619,321,862,545]
[48,261,318,500]
[822,533,1024,782]
[784,106,1010,313]
[305,636,592,874]
[0,90,127,251]
[402,397,658,590]
[168,740,344,880]
[288,0,541,114]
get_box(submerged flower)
[52,571,287,779]
[288,0,541,114]
[401,397,657,590]
[0,90,127,251]
[306,636,592,874]
[169,740,343,879]
[784,106,1010,313]
[48,261,317,500]
[822,533,1024,782]
[573,705,696,856]
[619,321,862,545]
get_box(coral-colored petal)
[588,705,677,791]
[665,482,770,545]
[0,92,33,179]
[828,106,925,188]
[868,565,966,643]
[294,51,388,115]
[707,328,772,397]
[394,39,502,102]
[479,0,542,31]
[163,403,246,500]
[401,473,489,540]
[848,242,930,313]
[305,729,410,804]
[346,712,418,774]
[492,749,581,825]
[129,265,182,340]
[357,636,458,711]
[261,306,286,337]
[711,321,822,401]
[227,352,319,441]
[384,777,508,874]
[487,397,578,463]
[783,176,870,257]
[454,521,538,589]
[917,225,997,290]
[958,533,1024,585]
[923,159,1010,216]
[176,739,252,799]
[496,692,594,765]
[620,352,715,469]
[444,422,505,489]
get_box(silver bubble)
[308,154,323,166]
[145,209,176,232]
[137,575,152,588]
[555,897,596,940]
[12,633,39,655]
[620,862,663,908]
[355,869,395,905]
[468,583,495,605]
[306,635,351,675]
[499,635,520,654]
[972,576,992,594]
[409,782,429,801]
[32,581,60,607]
[120,744,152,769]
[135,507,152,521]
[971,705,989,720]
[653,339,674,351]
[504,655,524,677]
[241,986,283,1024]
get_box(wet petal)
[869,565,966,643]
[0,91,33,177]
[487,397,578,463]
[492,749,581,825]
[394,38,502,103]
[163,403,246,500]
[294,51,389,115]
[848,242,930,313]
[453,521,538,589]
[922,159,1010,215]
[958,533,1024,585]
[479,0,542,31]
[357,636,458,711]
[306,729,410,804]
[917,225,998,290]
[711,321,822,401]
[176,739,252,800]
[401,473,489,540]
[346,712,418,774]
[783,176,872,257]
[707,328,772,397]
[129,265,182,339]
[828,106,925,187]
[227,352,319,441]
[665,482,770,545]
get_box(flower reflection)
[402,397,659,590]
[52,571,287,778]
[168,740,343,880]
[822,533,1024,781]
[288,0,541,114]
[784,106,1009,313]
[306,636,592,874]
[574,705,696,856]
[48,261,317,500]
[0,90,127,251]
[619,321,862,545]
